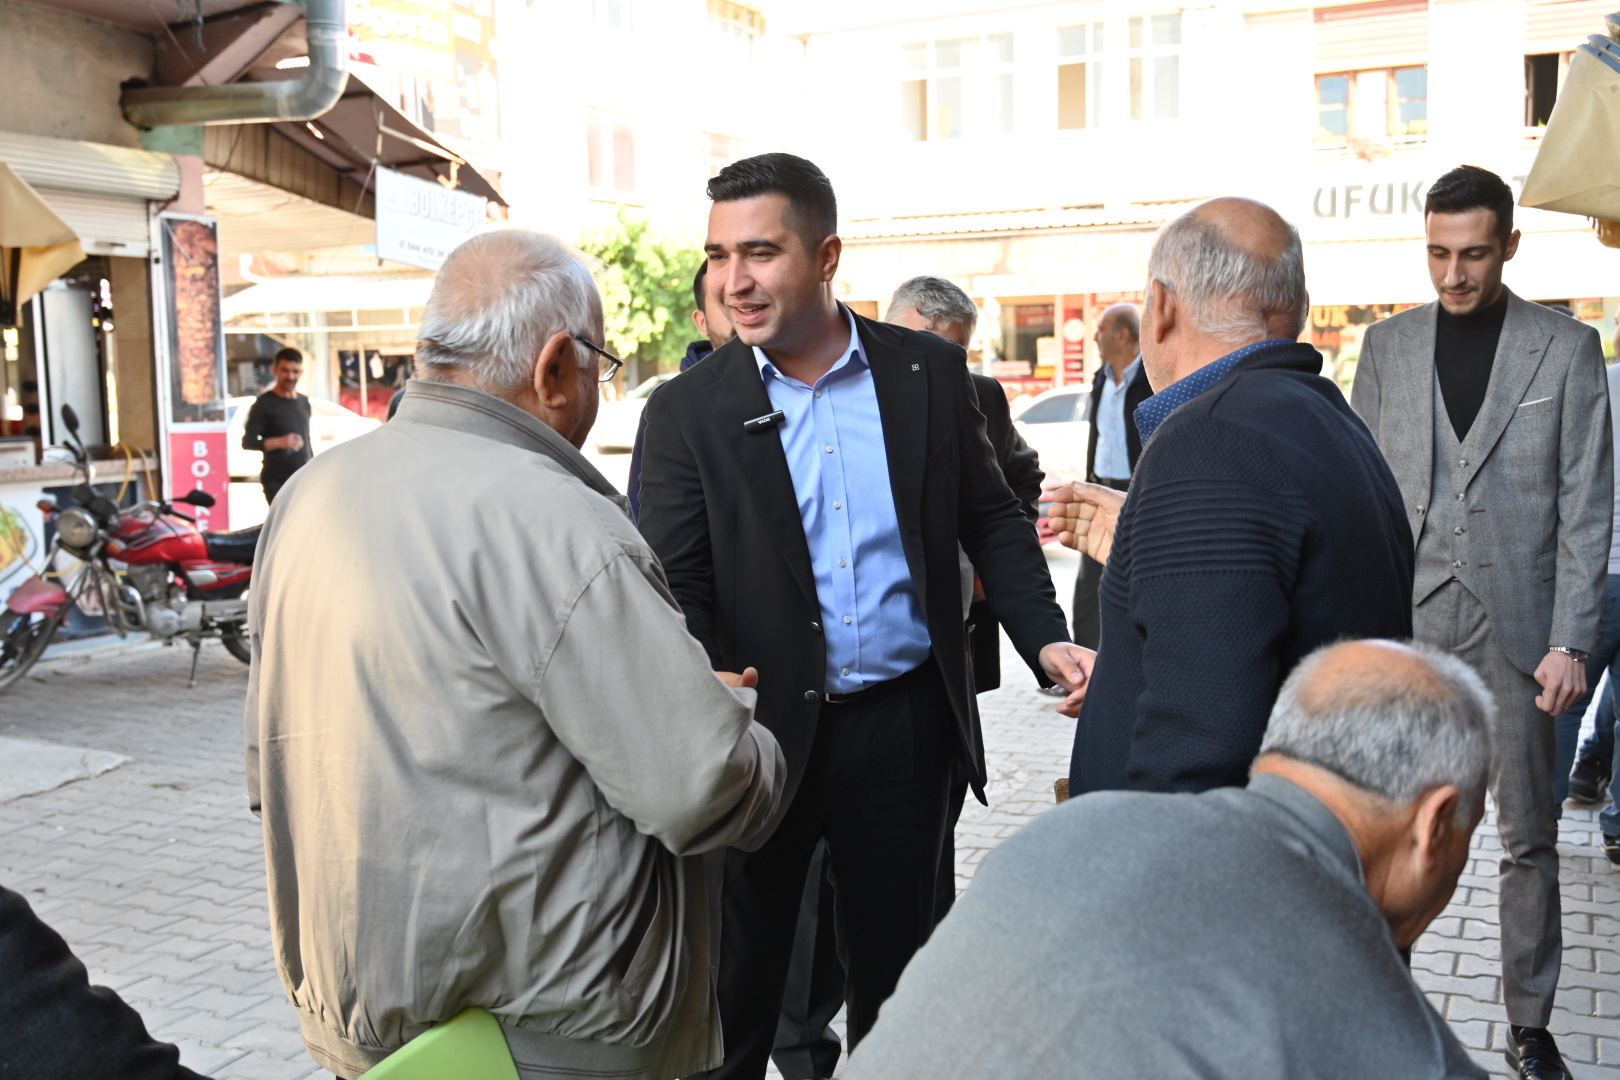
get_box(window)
[592,0,631,31]
[900,32,1015,141]
[1525,52,1571,127]
[1127,13,1180,120]
[709,0,764,60]
[1017,391,1082,425]
[705,132,740,177]
[1314,65,1426,141]
[1057,21,1104,129]
[586,113,636,194]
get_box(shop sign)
[349,0,501,155]
[1061,307,1085,380]
[375,167,487,271]
[167,426,230,531]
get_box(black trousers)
[1070,475,1131,648]
[696,663,954,1080]
[769,842,843,1080]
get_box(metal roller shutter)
[0,131,180,257]
[1314,0,1429,72]
[1526,0,1613,55]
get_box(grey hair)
[1146,204,1308,343]
[415,229,603,396]
[1259,641,1494,824]
[886,275,978,339]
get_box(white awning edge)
[0,131,180,202]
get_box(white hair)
[1146,204,1308,344]
[1259,642,1494,823]
[886,275,978,339]
[415,229,602,396]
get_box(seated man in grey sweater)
[845,639,1493,1080]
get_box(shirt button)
[839,558,847,567]
[1416,505,1425,515]
[842,667,850,676]
[815,390,822,398]
[825,445,834,453]
[833,501,842,510]
[1456,493,1465,501]
[1452,560,1463,568]
[804,690,819,703]
[844,615,852,624]
[1458,458,1468,468]
[1453,526,1465,535]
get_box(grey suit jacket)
[1351,290,1612,674]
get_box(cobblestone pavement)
[1,547,1617,1078]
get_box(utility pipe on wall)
[121,0,346,128]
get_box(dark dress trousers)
[1072,361,1153,648]
[1070,341,1414,796]
[638,312,1068,1079]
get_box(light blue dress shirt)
[754,310,931,694]
[1091,356,1142,481]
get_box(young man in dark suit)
[637,154,1087,1080]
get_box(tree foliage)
[578,209,703,374]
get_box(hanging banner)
[375,167,486,271]
[167,425,229,531]
[159,215,226,425]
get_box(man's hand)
[1044,483,1126,564]
[1533,651,1587,716]
[716,667,759,689]
[1039,642,1096,719]
[267,434,305,452]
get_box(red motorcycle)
[0,405,259,691]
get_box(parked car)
[591,373,678,453]
[1011,385,1090,488]
[226,395,383,481]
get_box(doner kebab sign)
[376,167,487,271]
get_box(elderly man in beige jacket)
[243,229,785,1080]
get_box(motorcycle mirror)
[176,490,216,509]
[61,404,80,436]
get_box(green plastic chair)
[364,1008,521,1080]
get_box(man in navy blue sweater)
[1048,198,1414,796]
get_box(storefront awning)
[222,273,435,319]
[0,163,86,327]
[0,130,180,257]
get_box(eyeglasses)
[573,334,625,384]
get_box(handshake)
[1040,481,1126,565]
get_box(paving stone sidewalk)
[0,548,1616,1077]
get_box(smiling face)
[1426,207,1519,316]
[705,193,839,355]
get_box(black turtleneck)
[1433,290,1508,440]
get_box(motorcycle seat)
[203,526,262,566]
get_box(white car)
[226,395,383,481]
[592,373,678,453]
[1011,385,1090,488]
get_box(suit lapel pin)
[911,363,920,371]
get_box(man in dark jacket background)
[1048,197,1414,797]
[241,348,312,505]
[1073,304,1153,649]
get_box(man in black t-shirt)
[242,348,313,503]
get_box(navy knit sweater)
[1069,341,1414,796]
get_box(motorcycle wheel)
[220,624,252,665]
[0,608,65,692]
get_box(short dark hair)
[707,152,837,252]
[273,347,303,366]
[693,260,708,315]
[1425,165,1515,249]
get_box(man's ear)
[1504,228,1521,262]
[533,331,579,409]
[1149,280,1176,345]
[818,234,843,283]
[1411,784,1463,867]
[692,308,709,339]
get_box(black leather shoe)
[1569,753,1612,803]
[1506,1026,1570,1080]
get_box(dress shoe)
[1506,1025,1570,1080]
[1568,753,1612,803]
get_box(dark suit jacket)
[639,311,1069,820]
[1071,342,1414,796]
[1085,361,1153,482]
[967,373,1043,692]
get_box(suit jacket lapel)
[858,316,930,612]
[710,341,819,609]
[1397,303,1438,511]
[1459,292,1551,476]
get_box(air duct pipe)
[121,0,347,128]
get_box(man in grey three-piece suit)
[1352,166,1612,1080]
